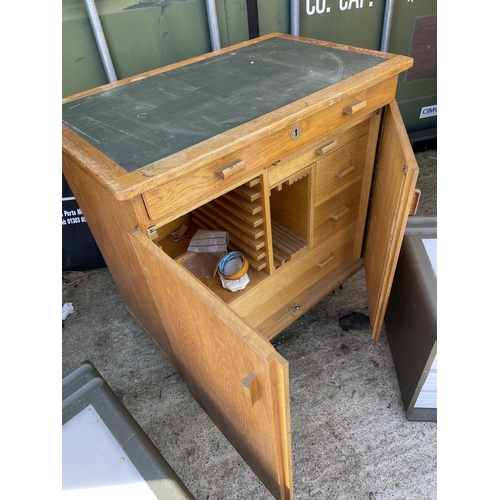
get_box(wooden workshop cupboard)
[62,34,418,500]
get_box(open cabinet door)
[364,100,419,342]
[128,228,293,500]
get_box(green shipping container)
[388,0,437,143]
[62,0,290,98]
[62,0,212,97]
[298,0,437,142]
[62,1,436,142]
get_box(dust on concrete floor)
[62,143,437,500]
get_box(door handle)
[241,372,260,407]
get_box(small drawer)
[314,178,362,244]
[268,118,370,188]
[307,231,355,279]
[315,134,369,206]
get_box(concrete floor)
[62,142,437,500]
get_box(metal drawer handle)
[315,141,337,155]
[343,99,367,116]
[335,164,355,179]
[330,206,350,221]
[316,253,335,269]
[214,159,245,180]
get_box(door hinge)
[403,165,407,175]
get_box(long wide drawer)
[230,223,356,328]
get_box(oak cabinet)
[62,34,418,500]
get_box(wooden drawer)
[313,178,362,244]
[298,227,355,286]
[315,134,369,206]
[231,222,356,329]
[142,155,263,223]
[268,118,370,188]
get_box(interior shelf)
[155,169,313,301]
[191,176,268,272]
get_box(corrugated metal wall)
[62,1,436,142]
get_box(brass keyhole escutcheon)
[290,125,302,140]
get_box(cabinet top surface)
[62,36,388,173]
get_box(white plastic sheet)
[62,302,75,321]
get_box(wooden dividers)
[192,177,267,272]
[192,173,311,274]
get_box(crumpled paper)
[219,273,250,292]
[62,302,74,321]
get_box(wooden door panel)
[129,228,293,500]
[364,100,419,341]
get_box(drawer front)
[231,222,356,327]
[268,118,370,188]
[300,228,355,285]
[142,156,263,223]
[314,178,362,245]
[315,134,369,206]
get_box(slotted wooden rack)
[192,177,267,271]
[192,174,310,273]
[271,220,308,269]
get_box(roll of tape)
[218,251,249,280]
